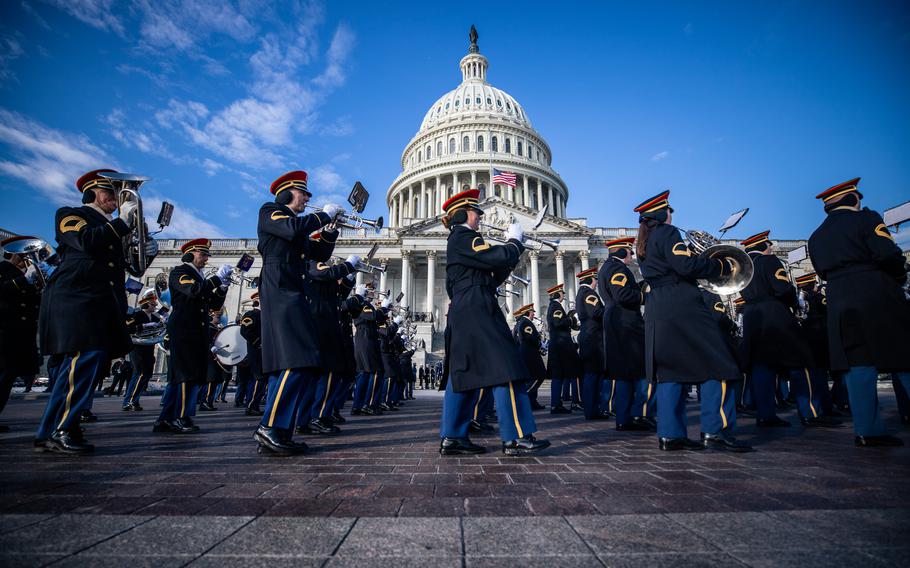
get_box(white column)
[400,251,410,308]
[505,279,515,320]
[406,186,413,220]
[530,250,541,315]
[378,258,388,293]
[435,175,442,214]
[470,170,477,191]
[425,251,436,314]
[395,195,402,227]
[567,255,577,303]
[522,175,530,207]
[580,250,590,271]
[419,179,426,219]
[555,251,565,286]
[548,184,555,214]
[355,270,364,288]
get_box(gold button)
[301,254,305,259]
[108,262,114,268]
[109,245,113,250]
[109,281,114,286]
[21,303,26,307]
[21,317,27,321]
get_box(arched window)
[418,150,422,163]
[478,183,486,198]
[462,136,469,152]
[465,97,470,105]
[527,144,533,160]
[494,185,501,197]
[476,96,481,105]
[449,138,456,154]
[426,145,431,159]
[477,135,484,152]
[505,138,511,153]
[491,136,498,152]
[461,183,470,191]
[455,99,460,108]
[517,141,523,156]
[437,141,443,156]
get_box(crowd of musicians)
[0,169,908,456]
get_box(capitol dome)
[386,29,569,228]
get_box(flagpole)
[488,126,493,198]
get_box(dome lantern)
[460,25,487,83]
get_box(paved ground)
[0,387,908,567]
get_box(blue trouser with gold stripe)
[612,380,635,426]
[246,378,267,410]
[581,372,603,418]
[599,378,616,415]
[353,371,381,410]
[632,378,656,419]
[331,375,354,414]
[262,368,317,431]
[441,379,537,441]
[36,350,107,441]
[472,386,495,423]
[656,380,736,439]
[550,378,567,408]
[157,381,200,422]
[294,372,320,428]
[844,368,910,436]
[310,371,339,420]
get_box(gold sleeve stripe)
[585,295,599,306]
[241,317,253,326]
[523,326,533,334]
[671,242,691,257]
[713,302,725,313]
[178,275,196,285]
[316,262,329,270]
[471,236,491,252]
[610,273,627,286]
[553,310,563,318]
[874,223,893,240]
[774,268,789,282]
[59,215,87,233]
[270,211,290,221]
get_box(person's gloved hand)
[346,255,361,267]
[144,239,159,257]
[394,315,403,325]
[355,284,366,296]
[381,297,392,308]
[322,203,344,219]
[119,200,139,227]
[345,272,356,283]
[216,264,233,283]
[24,264,38,283]
[142,322,159,329]
[505,222,524,243]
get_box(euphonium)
[1,236,53,290]
[100,172,152,276]
[685,230,754,296]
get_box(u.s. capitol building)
[145,31,806,363]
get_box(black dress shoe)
[309,419,340,434]
[152,420,173,433]
[439,437,486,455]
[33,439,48,452]
[530,402,546,411]
[854,434,904,447]
[379,403,391,411]
[199,402,216,411]
[47,430,94,454]
[570,403,583,411]
[701,432,754,452]
[295,425,316,435]
[633,417,657,430]
[387,404,400,411]
[468,420,495,433]
[131,403,143,411]
[122,405,133,412]
[502,435,550,456]
[800,416,843,428]
[80,410,98,423]
[616,421,653,432]
[757,416,791,428]
[659,437,704,451]
[332,411,347,424]
[245,407,264,416]
[182,416,196,428]
[350,408,364,416]
[255,425,305,455]
[550,406,571,414]
[171,419,198,433]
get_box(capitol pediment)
[398,198,593,237]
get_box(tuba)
[1,236,54,290]
[685,230,754,296]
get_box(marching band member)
[575,267,608,420]
[438,189,549,456]
[35,169,146,453]
[634,190,751,452]
[378,310,402,411]
[328,277,358,422]
[545,284,578,414]
[122,289,161,411]
[398,330,417,402]
[0,236,42,431]
[255,171,341,455]
[239,292,266,416]
[153,239,229,434]
[740,231,840,428]
[351,284,384,415]
[794,274,840,417]
[808,178,910,447]
[597,237,654,431]
[295,242,358,435]
[512,304,547,410]
[201,308,228,411]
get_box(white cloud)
[683,22,694,36]
[202,158,224,176]
[320,116,354,137]
[313,23,355,89]
[43,0,126,37]
[650,151,669,162]
[0,33,26,83]
[142,194,226,238]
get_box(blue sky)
[1,0,908,242]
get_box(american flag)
[492,168,517,188]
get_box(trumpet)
[482,227,560,251]
[685,230,754,296]
[506,274,530,287]
[497,287,522,297]
[1,236,54,290]
[305,206,384,233]
[333,256,386,274]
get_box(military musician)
[512,304,547,410]
[254,170,342,455]
[597,237,654,431]
[634,190,751,452]
[545,283,579,414]
[0,236,42,431]
[121,288,162,411]
[153,239,229,434]
[575,267,608,420]
[808,178,910,447]
[351,284,384,416]
[35,169,148,453]
[238,292,266,416]
[438,189,549,456]
[794,274,841,417]
[201,308,228,412]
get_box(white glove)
[355,284,366,296]
[345,272,356,283]
[322,203,344,219]
[381,298,391,309]
[24,264,38,283]
[505,222,524,243]
[142,322,159,329]
[119,200,139,227]
[144,239,159,257]
[216,264,233,283]
[394,315,403,325]
[210,345,219,354]
[346,255,361,266]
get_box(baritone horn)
[100,172,174,276]
[685,230,754,296]
[0,236,53,290]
